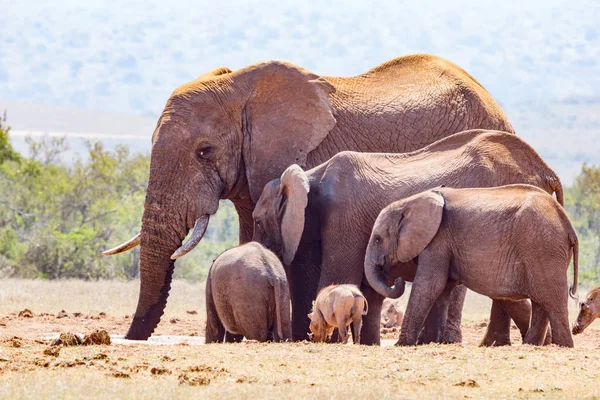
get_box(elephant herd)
[103,53,590,348]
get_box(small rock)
[72,312,82,318]
[53,332,83,346]
[454,380,480,388]
[18,309,34,318]
[0,356,9,362]
[151,367,170,375]
[179,374,210,386]
[43,347,61,357]
[82,330,111,346]
[186,310,198,315]
[9,337,23,348]
[111,371,130,378]
[170,318,180,324]
[98,312,107,318]
[56,310,69,319]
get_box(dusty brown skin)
[103,54,514,341]
[572,287,600,335]
[366,185,578,347]
[381,298,404,329]
[308,284,368,344]
[253,130,563,345]
[205,242,291,343]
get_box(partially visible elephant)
[102,53,514,341]
[205,242,291,343]
[366,185,579,347]
[252,129,563,345]
[381,298,404,329]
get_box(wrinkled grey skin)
[366,185,578,347]
[205,242,291,343]
[104,54,514,341]
[253,130,563,346]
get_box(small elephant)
[381,298,404,329]
[365,184,579,347]
[308,284,368,344]
[205,242,292,343]
[572,287,600,335]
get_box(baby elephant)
[381,298,404,329]
[205,242,292,343]
[572,286,600,335]
[366,184,579,347]
[308,284,368,344]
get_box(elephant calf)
[381,298,404,329]
[308,284,368,344]
[205,242,292,343]
[572,286,600,335]
[366,184,579,347]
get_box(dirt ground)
[1,280,599,399]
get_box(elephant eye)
[197,145,213,160]
[255,220,261,228]
[374,235,382,244]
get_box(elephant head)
[252,164,310,266]
[365,190,445,298]
[104,62,336,339]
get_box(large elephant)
[366,185,578,347]
[103,54,513,341]
[251,130,563,344]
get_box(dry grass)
[0,279,599,399]
[0,279,206,319]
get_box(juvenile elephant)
[252,129,564,345]
[102,54,514,341]
[205,242,291,343]
[366,185,579,347]
[308,284,368,344]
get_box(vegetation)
[0,113,237,281]
[0,112,598,284]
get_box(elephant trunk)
[365,258,406,299]
[125,208,196,340]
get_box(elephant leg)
[286,244,322,341]
[224,332,244,343]
[417,303,443,345]
[480,300,513,347]
[352,313,363,345]
[544,294,573,347]
[359,284,384,346]
[523,301,548,345]
[442,285,466,343]
[205,275,226,344]
[397,257,450,346]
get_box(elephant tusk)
[102,233,141,256]
[170,215,210,260]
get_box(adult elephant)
[103,54,513,341]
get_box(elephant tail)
[273,278,291,342]
[358,295,369,316]
[546,174,564,206]
[569,233,579,300]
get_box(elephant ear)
[396,191,445,263]
[241,61,336,202]
[279,165,310,266]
